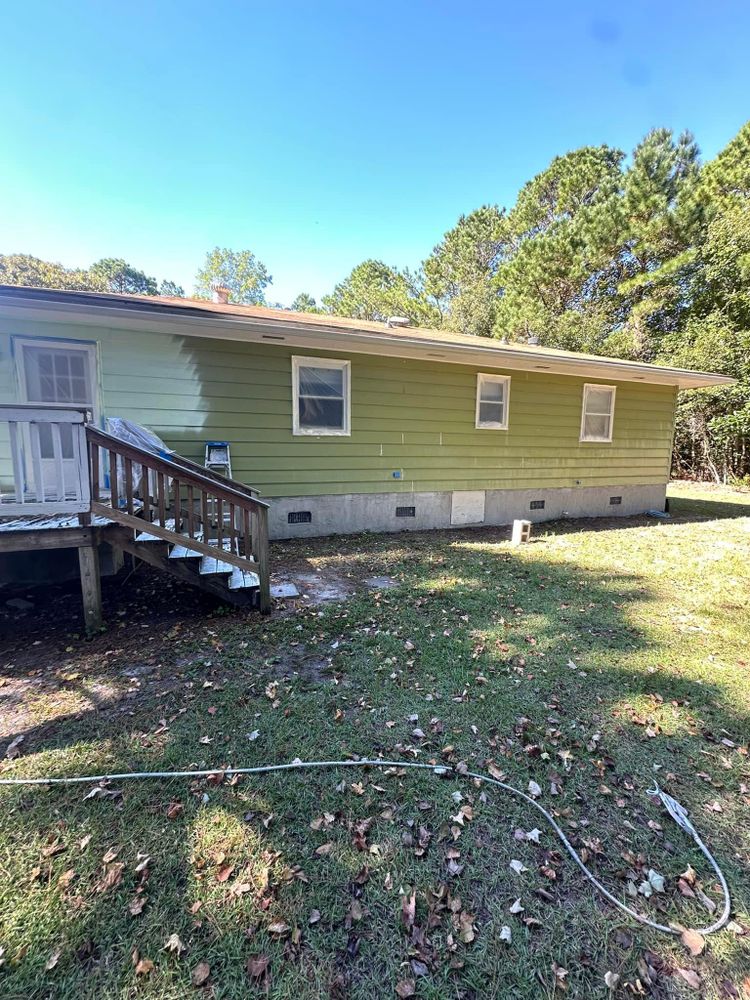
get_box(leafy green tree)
[0,253,104,291]
[194,247,271,305]
[159,279,185,297]
[90,258,158,295]
[492,146,625,348]
[423,206,508,333]
[290,292,322,313]
[700,120,750,210]
[322,259,438,326]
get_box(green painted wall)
[0,316,677,497]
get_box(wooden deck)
[1,405,272,631]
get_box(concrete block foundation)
[269,483,667,540]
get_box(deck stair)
[0,406,272,627]
[122,530,262,607]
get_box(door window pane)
[23,345,93,405]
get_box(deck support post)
[77,543,103,633]
[255,506,271,614]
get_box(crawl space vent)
[609,496,623,505]
[288,511,312,524]
[529,499,545,510]
[396,506,416,518]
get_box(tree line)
[2,120,748,483]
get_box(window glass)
[476,374,509,428]
[581,385,615,441]
[294,359,350,434]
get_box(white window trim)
[14,336,100,420]
[292,356,351,436]
[475,373,510,430]
[580,383,616,443]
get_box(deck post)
[77,543,103,633]
[255,506,271,614]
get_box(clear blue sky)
[2,1,749,306]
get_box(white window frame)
[14,336,100,419]
[580,383,616,443]
[475,373,511,430]
[292,356,351,436]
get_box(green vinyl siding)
[0,316,677,497]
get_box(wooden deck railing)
[0,404,91,515]
[86,426,271,612]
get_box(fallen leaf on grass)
[677,968,701,990]
[5,734,25,759]
[458,911,476,944]
[166,802,184,820]
[681,929,706,957]
[395,978,416,997]
[528,780,542,799]
[163,933,186,955]
[267,921,290,936]
[45,949,61,970]
[191,961,210,986]
[215,864,234,883]
[246,954,270,979]
[308,909,321,925]
[509,860,528,875]
[97,862,125,893]
[315,842,334,857]
[135,956,154,976]
[509,898,524,914]
[551,961,568,991]
[57,868,76,889]
[129,895,147,916]
[401,891,416,931]
[499,925,512,944]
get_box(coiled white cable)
[0,758,731,936]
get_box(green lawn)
[0,482,749,999]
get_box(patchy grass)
[1,486,749,999]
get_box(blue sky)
[2,1,749,306]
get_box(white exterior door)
[16,339,98,499]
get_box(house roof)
[0,284,735,389]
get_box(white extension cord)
[0,758,731,937]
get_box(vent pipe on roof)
[386,316,410,328]
[211,282,231,305]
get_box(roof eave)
[0,287,735,390]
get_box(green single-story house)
[0,284,733,540]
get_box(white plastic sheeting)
[105,417,173,503]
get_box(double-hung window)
[292,356,351,435]
[475,373,510,430]
[580,384,616,442]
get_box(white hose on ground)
[0,758,731,937]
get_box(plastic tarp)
[105,417,174,504]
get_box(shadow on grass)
[0,525,748,998]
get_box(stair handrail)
[160,451,262,501]
[85,425,271,613]
[86,426,270,509]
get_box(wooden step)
[228,566,261,590]
[169,542,203,560]
[199,554,236,576]
[199,539,236,576]
[135,519,176,543]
